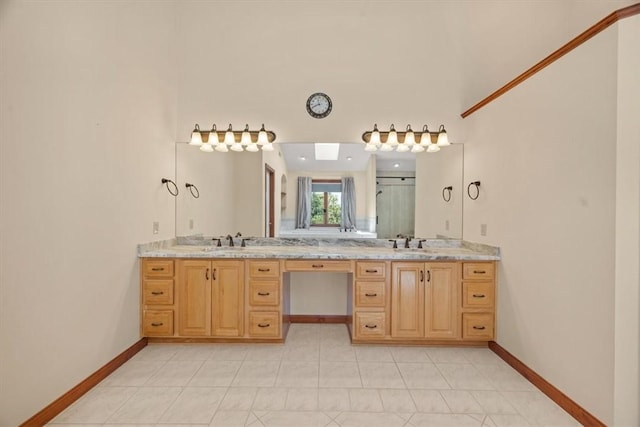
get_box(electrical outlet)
[189,219,194,230]
[153,221,159,234]
[480,223,487,236]
[445,220,450,231]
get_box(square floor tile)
[397,363,450,389]
[106,386,181,424]
[189,360,241,387]
[318,387,351,411]
[348,388,384,412]
[51,386,137,424]
[218,388,258,411]
[439,390,484,414]
[275,360,318,387]
[145,360,203,386]
[436,363,494,390]
[159,387,226,424]
[378,389,417,413]
[285,387,318,411]
[409,389,450,413]
[358,362,405,389]
[319,361,362,388]
[231,361,280,387]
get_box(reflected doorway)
[265,164,275,237]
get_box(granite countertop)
[138,237,500,261]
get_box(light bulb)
[370,124,381,146]
[364,143,378,152]
[436,125,450,146]
[214,143,229,152]
[420,125,431,146]
[241,124,251,146]
[200,142,214,152]
[246,143,259,152]
[257,124,268,146]
[427,143,441,153]
[411,144,425,153]
[189,124,202,146]
[224,124,235,145]
[261,142,274,151]
[387,124,398,147]
[380,142,393,152]
[208,124,218,146]
[396,143,409,153]
[404,125,415,146]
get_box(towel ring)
[161,178,179,196]
[442,186,453,202]
[467,181,481,200]
[185,183,200,198]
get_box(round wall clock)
[306,92,332,118]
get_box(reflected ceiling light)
[361,123,451,153]
[187,123,277,153]
[393,163,400,168]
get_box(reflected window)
[311,180,341,226]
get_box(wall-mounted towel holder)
[442,186,453,202]
[185,183,200,198]
[161,178,179,196]
[467,181,481,200]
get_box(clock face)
[306,92,332,118]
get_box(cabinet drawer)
[249,281,280,306]
[143,279,174,305]
[248,312,280,337]
[248,261,280,278]
[354,312,386,338]
[285,260,352,272]
[462,282,494,309]
[355,281,385,307]
[356,262,386,280]
[462,313,494,340]
[462,263,495,280]
[143,310,174,336]
[143,260,174,277]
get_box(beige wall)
[463,26,618,424]
[0,2,177,425]
[614,14,640,425]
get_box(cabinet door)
[424,262,460,339]
[178,260,211,336]
[391,262,424,338]
[212,260,244,337]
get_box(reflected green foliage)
[311,192,341,225]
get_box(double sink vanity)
[138,237,500,346]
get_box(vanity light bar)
[189,123,277,152]
[361,124,450,153]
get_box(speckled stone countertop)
[138,236,500,261]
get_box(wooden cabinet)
[461,262,496,341]
[353,261,390,340]
[391,262,460,340]
[246,260,282,339]
[176,259,244,338]
[141,259,175,337]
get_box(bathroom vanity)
[138,238,499,346]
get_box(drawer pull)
[257,292,271,296]
[151,291,164,295]
[473,326,486,330]
[473,270,486,274]
[312,264,324,268]
[365,269,378,273]
[365,293,377,297]
[364,324,378,329]
[258,268,271,272]
[258,323,270,328]
[151,322,164,327]
[151,267,164,272]
[472,294,486,298]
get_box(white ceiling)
[280,142,417,172]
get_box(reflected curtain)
[295,176,312,229]
[341,177,356,230]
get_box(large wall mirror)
[175,141,464,239]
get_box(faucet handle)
[241,238,251,247]
[417,239,427,249]
[212,237,222,247]
[235,232,242,237]
[388,239,398,249]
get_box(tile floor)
[48,324,580,426]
